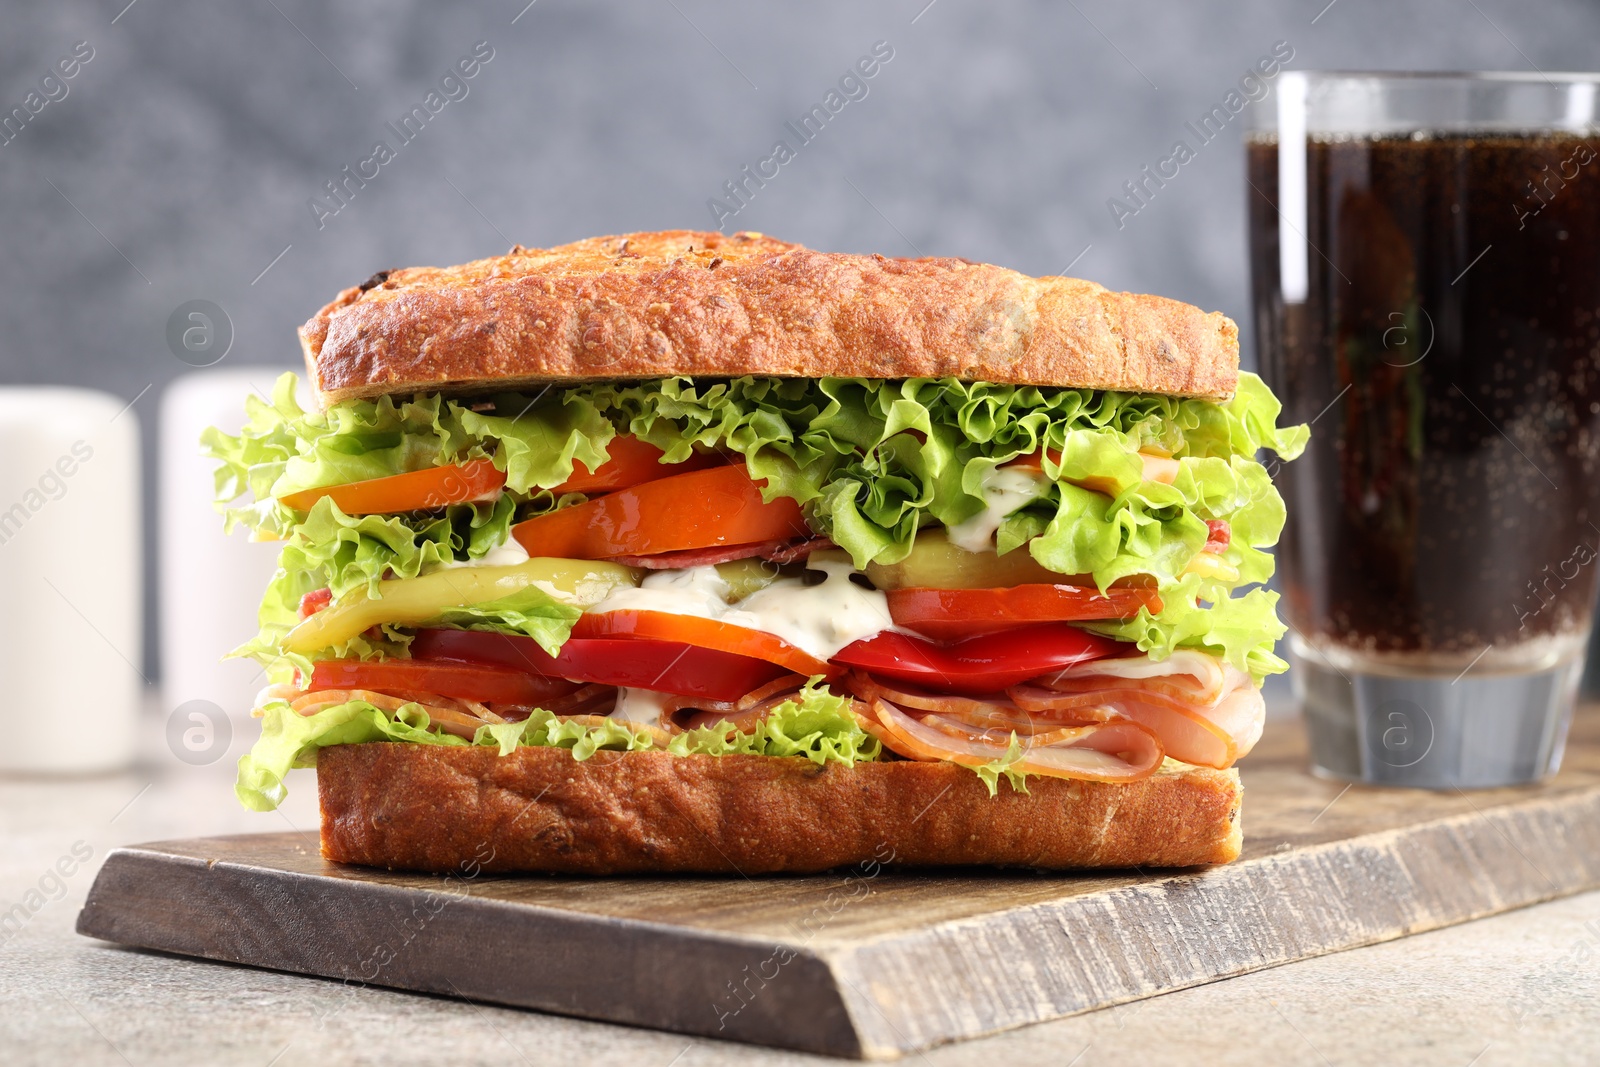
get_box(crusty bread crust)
[316,743,1242,874]
[299,231,1240,406]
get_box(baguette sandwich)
[207,230,1307,874]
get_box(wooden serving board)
[77,713,1600,1059]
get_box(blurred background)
[3,0,1599,763]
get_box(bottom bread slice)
[316,743,1242,874]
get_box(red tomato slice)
[278,459,505,515]
[410,628,788,702]
[511,464,810,560]
[551,436,723,494]
[307,658,569,705]
[572,610,835,678]
[298,587,333,618]
[1204,519,1231,553]
[886,584,1163,642]
[829,624,1124,696]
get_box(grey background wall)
[3,0,1598,676]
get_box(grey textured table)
[4,722,1597,1066]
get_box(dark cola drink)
[1248,73,1600,787]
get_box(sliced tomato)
[307,658,569,705]
[886,584,1162,642]
[572,610,835,678]
[511,464,810,560]
[410,628,787,702]
[829,623,1124,696]
[1204,519,1231,553]
[552,435,723,494]
[298,587,333,618]
[278,458,505,515]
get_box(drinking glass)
[1248,72,1600,787]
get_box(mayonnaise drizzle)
[610,687,670,727]
[434,536,531,570]
[586,561,894,662]
[945,467,1049,553]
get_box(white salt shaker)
[0,387,141,772]
[159,369,293,759]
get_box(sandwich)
[206,230,1306,874]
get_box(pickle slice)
[861,530,1086,591]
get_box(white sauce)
[435,536,531,570]
[586,561,893,662]
[610,687,669,727]
[1056,648,1222,682]
[587,564,731,617]
[945,467,1049,553]
[723,560,895,661]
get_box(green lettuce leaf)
[235,700,660,811]
[457,391,616,493]
[490,707,657,758]
[603,372,1303,579]
[666,681,881,766]
[234,684,871,811]
[1221,370,1310,461]
[236,700,468,811]
[1080,573,1291,683]
[969,734,1030,797]
[210,370,1307,682]
[428,585,583,656]
[203,373,624,535]
[236,495,523,679]
[240,567,585,683]
[203,374,492,538]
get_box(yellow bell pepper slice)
[281,558,640,655]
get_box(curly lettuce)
[427,586,583,652]
[207,370,1305,681]
[1081,573,1291,680]
[236,682,877,810]
[236,494,528,680]
[202,373,618,538]
[666,681,880,766]
[235,700,661,811]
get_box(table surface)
[4,713,1597,1067]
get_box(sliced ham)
[1038,648,1229,705]
[282,686,492,740]
[847,648,1264,771]
[1207,681,1266,758]
[845,673,1109,730]
[661,674,810,732]
[1026,690,1238,768]
[513,682,618,719]
[863,697,1162,783]
[1012,652,1264,768]
[261,680,620,741]
[917,712,1096,748]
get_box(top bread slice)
[299,230,1239,406]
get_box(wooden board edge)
[72,777,1600,1060]
[817,785,1600,1054]
[75,846,870,1059]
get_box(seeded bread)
[299,230,1240,406]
